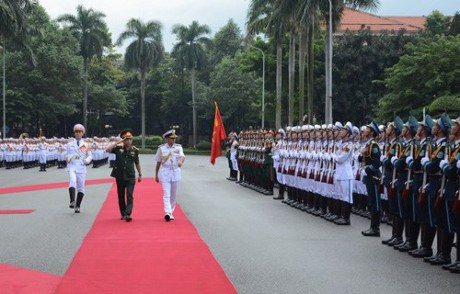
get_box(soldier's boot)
[322,198,333,220]
[383,216,398,245]
[335,202,351,225]
[274,184,285,200]
[69,187,76,208]
[399,221,419,252]
[75,192,84,213]
[395,219,411,250]
[412,224,434,257]
[423,227,440,262]
[447,237,460,272]
[430,229,453,265]
[388,217,404,247]
[331,200,343,222]
[362,211,380,237]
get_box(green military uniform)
[110,145,140,219]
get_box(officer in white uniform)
[66,124,92,213]
[155,129,185,222]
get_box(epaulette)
[174,143,182,147]
[132,146,139,151]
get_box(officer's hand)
[138,175,142,183]
[155,176,159,183]
[178,161,183,167]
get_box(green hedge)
[132,136,163,149]
[196,140,212,151]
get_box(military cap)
[73,124,85,133]
[345,122,353,134]
[438,113,452,134]
[393,116,404,134]
[367,120,380,134]
[162,129,178,139]
[334,122,343,130]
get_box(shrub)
[132,136,163,149]
[196,140,212,151]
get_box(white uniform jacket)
[334,140,354,180]
[155,143,185,182]
[66,140,92,174]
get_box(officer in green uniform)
[105,129,142,222]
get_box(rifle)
[321,141,330,183]
[402,140,414,200]
[355,143,364,181]
[378,136,387,193]
[328,141,338,184]
[434,142,449,209]
[388,141,399,199]
[417,138,430,204]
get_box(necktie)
[77,141,80,146]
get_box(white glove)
[390,156,398,165]
[85,157,92,165]
[457,160,460,169]
[421,157,430,166]
[439,159,448,170]
[380,155,386,162]
[405,156,413,165]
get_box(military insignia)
[173,149,179,154]
[420,150,425,157]
[130,151,135,156]
[437,152,444,159]
[372,147,379,154]
[390,149,395,155]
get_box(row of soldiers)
[231,113,460,274]
[0,137,117,171]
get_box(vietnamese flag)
[210,101,227,165]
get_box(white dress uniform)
[155,143,185,216]
[230,140,239,171]
[66,139,92,193]
[335,139,354,203]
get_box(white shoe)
[170,214,174,220]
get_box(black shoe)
[273,196,284,200]
[334,218,350,225]
[398,242,418,252]
[412,248,433,258]
[164,214,171,222]
[442,261,460,271]
[423,254,439,263]
[69,201,75,209]
[362,228,380,237]
[74,207,80,213]
[387,237,403,247]
[394,241,408,250]
[120,215,126,220]
[125,215,132,222]
[449,263,460,273]
[429,255,451,265]
[382,236,395,245]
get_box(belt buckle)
[75,156,80,160]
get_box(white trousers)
[68,171,86,193]
[162,180,178,215]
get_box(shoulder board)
[174,143,182,147]
[132,146,139,151]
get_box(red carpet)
[0,264,61,294]
[0,210,35,214]
[55,178,236,294]
[0,178,114,195]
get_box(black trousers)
[116,178,136,217]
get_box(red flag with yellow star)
[210,101,227,165]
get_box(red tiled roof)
[335,8,426,34]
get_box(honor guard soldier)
[155,129,185,222]
[408,114,436,258]
[381,117,405,245]
[361,121,382,237]
[38,137,47,171]
[394,116,420,252]
[333,122,355,225]
[426,113,453,265]
[421,114,450,264]
[66,124,92,213]
[106,129,142,222]
[447,116,460,273]
[272,129,286,200]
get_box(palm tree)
[1,0,34,139]
[58,5,110,129]
[247,0,289,129]
[116,19,163,148]
[172,21,211,147]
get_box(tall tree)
[116,18,163,148]
[58,5,111,129]
[172,21,211,147]
[0,0,35,138]
[247,0,288,129]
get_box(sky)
[38,0,459,53]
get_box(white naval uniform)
[66,140,92,193]
[230,140,238,171]
[155,143,185,215]
[334,140,354,203]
